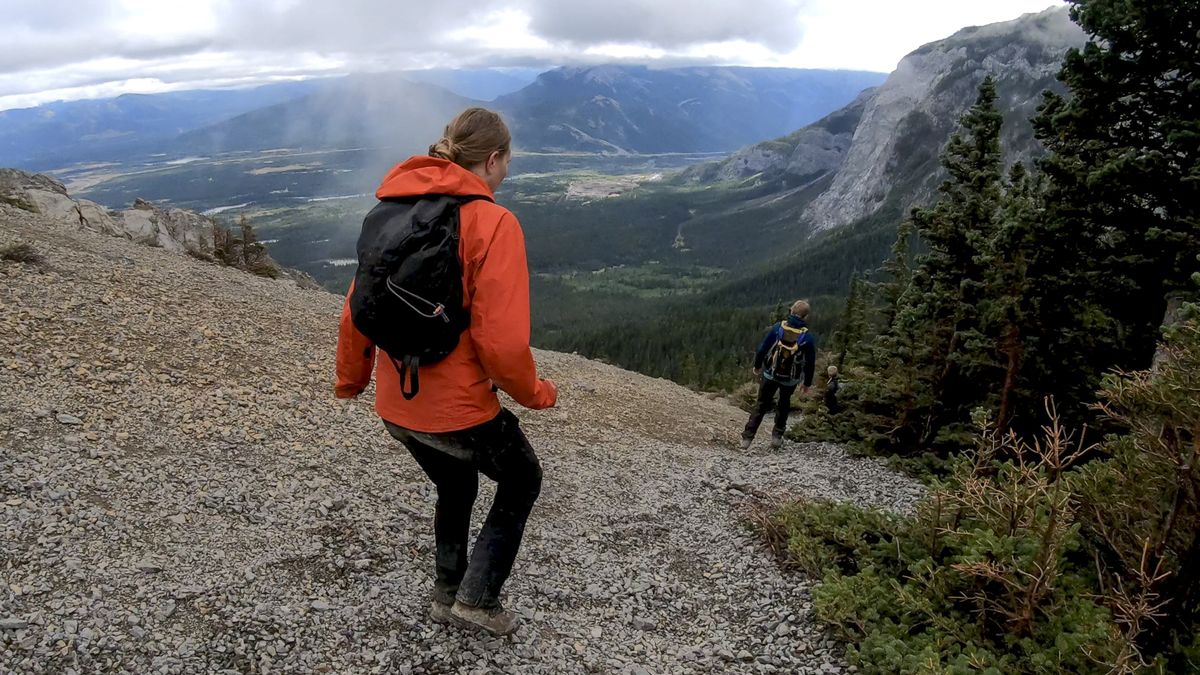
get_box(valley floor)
[0,208,921,674]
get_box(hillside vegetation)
[764,1,1200,671]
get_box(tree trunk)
[996,321,1022,433]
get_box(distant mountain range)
[0,66,887,169]
[522,7,1093,387]
[498,66,888,153]
[0,81,325,168]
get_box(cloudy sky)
[1,0,1066,111]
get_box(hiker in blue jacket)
[741,300,816,450]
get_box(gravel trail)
[1,207,922,673]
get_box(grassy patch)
[548,263,726,299]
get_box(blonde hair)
[827,365,838,376]
[429,107,512,169]
[790,299,810,319]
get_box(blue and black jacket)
[753,314,816,387]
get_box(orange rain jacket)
[335,156,557,432]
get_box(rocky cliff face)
[668,8,1085,244]
[0,168,316,288]
[801,7,1085,231]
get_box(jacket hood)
[375,156,495,201]
[785,314,809,329]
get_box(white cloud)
[520,0,808,51]
[782,0,1069,71]
[0,0,1067,110]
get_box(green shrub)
[0,241,43,264]
[765,418,1126,673]
[885,452,954,483]
[761,499,901,578]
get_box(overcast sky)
[1,0,1066,111]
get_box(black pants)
[824,392,840,414]
[744,377,797,438]
[384,409,542,610]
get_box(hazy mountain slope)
[497,66,887,154]
[403,67,546,101]
[168,75,478,157]
[0,82,324,169]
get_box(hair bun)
[429,137,458,162]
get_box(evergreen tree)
[832,272,869,369]
[911,76,1006,450]
[1035,0,1200,382]
[876,217,916,333]
[981,163,1037,433]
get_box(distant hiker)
[335,108,557,636]
[741,300,816,450]
[824,365,840,414]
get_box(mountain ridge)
[2,66,888,170]
[499,65,888,154]
[540,7,1086,270]
[803,6,1083,231]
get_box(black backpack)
[349,195,482,399]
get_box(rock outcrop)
[0,167,318,288]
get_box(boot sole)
[449,608,517,636]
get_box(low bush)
[0,241,43,264]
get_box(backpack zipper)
[385,277,451,323]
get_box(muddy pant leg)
[774,384,797,434]
[455,410,543,609]
[744,378,781,439]
[386,424,478,605]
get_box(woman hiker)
[335,108,557,636]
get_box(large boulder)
[119,198,215,254]
[1,168,124,237]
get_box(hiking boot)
[739,436,752,450]
[429,599,454,624]
[451,601,518,636]
[770,432,784,449]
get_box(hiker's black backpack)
[764,323,810,386]
[349,195,481,399]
